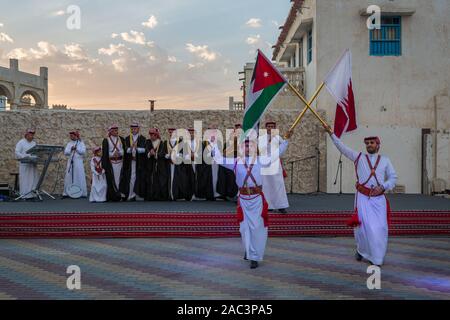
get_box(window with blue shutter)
[307,30,312,64]
[370,16,402,56]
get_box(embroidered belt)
[356,184,384,197]
[110,156,123,161]
[239,186,262,195]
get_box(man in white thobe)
[89,147,107,203]
[63,130,87,198]
[206,126,221,199]
[325,125,397,266]
[187,128,200,200]
[212,131,291,269]
[261,121,289,213]
[15,129,39,199]
[166,128,178,200]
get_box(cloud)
[0,32,13,43]
[64,43,89,60]
[0,23,3,28]
[245,18,262,28]
[142,15,158,29]
[271,20,280,27]
[6,41,57,60]
[246,35,261,45]
[98,43,127,56]
[186,43,218,62]
[187,62,205,69]
[111,58,127,72]
[52,10,66,17]
[112,30,154,47]
[4,41,99,74]
[168,56,177,63]
[60,64,84,72]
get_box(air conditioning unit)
[431,178,447,194]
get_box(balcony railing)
[280,67,305,96]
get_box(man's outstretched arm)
[323,123,359,162]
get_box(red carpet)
[1,210,449,238]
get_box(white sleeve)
[64,143,72,157]
[383,158,397,191]
[259,139,289,167]
[90,159,97,176]
[108,141,115,157]
[77,142,86,156]
[330,134,359,162]
[15,141,28,159]
[212,144,236,171]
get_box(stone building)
[0,109,326,195]
[0,59,48,110]
[270,0,450,194]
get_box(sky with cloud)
[0,0,290,110]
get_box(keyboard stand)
[14,146,62,201]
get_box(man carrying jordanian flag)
[210,50,293,269]
[243,49,288,135]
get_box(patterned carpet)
[0,237,449,300]
[1,211,449,238]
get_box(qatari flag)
[324,49,357,138]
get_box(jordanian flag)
[243,49,287,135]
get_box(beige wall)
[0,109,327,195]
[314,0,449,193]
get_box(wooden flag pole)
[284,82,330,138]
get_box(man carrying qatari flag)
[323,49,397,266]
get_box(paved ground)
[0,237,449,300]
[1,194,449,213]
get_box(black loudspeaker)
[0,183,10,196]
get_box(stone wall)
[0,109,327,195]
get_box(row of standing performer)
[15,121,290,212]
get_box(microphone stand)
[333,154,343,195]
[313,146,325,195]
[68,140,79,185]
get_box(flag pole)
[284,82,330,138]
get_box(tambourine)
[65,184,83,199]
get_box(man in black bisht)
[166,128,194,201]
[145,127,170,201]
[216,124,240,200]
[194,125,238,201]
[122,122,147,201]
[101,124,127,202]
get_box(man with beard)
[15,129,39,199]
[63,130,87,198]
[122,123,147,201]
[166,128,194,201]
[216,124,241,200]
[101,125,126,202]
[188,127,212,201]
[261,121,289,213]
[324,123,397,266]
[145,128,170,201]
[211,130,292,269]
[195,125,236,201]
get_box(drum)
[66,185,83,199]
